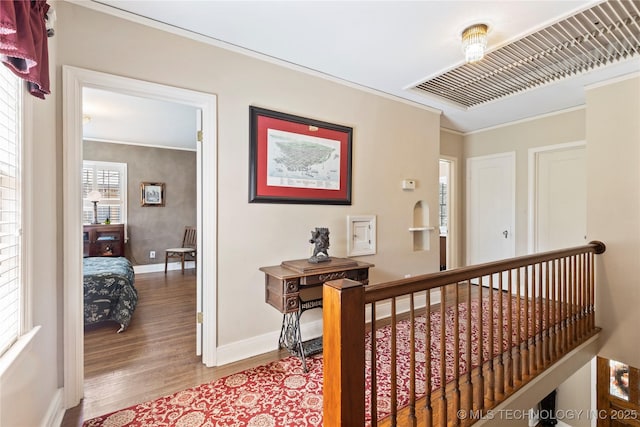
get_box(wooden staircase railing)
[323,241,606,426]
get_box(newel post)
[323,278,366,425]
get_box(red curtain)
[0,0,51,99]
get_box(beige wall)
[555,360,593,427]
[84,141,197,265]
[0,23,60,427]
[462,109,586,261]
[587,75,640,368]
[56,3,441,347]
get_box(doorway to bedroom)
[62,66,218,409]
[80,87,200,417]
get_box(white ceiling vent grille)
[414,0,640,108]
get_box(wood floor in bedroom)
[61,269,286,426]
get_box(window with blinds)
[0,65,22,356]
[82,161,127,225]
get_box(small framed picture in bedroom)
[141,182,165,207]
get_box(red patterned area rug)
[83,355,324,427]
[84,294,540,426]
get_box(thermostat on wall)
[402,179,416,190]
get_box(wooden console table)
[260,257,373,371]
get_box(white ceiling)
[84,0,640,146]
[83,87,198,150]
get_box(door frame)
[62,66,218,408]
[439,156,458,269]
[527,141,586,254]
[466,151,516,266]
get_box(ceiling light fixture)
[461,23,488,63]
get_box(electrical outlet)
[150,251,156,259]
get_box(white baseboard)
[41,388,64,427]
[216,319,323,366]
[133,260,195,274]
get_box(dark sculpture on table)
[309,227,330,263]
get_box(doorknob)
[503,230,509,238]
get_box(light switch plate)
[402,179,416,190]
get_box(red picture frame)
[249,106,353,205]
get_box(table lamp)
[87,190,101,224]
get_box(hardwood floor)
[60,276,487,426]
[61,269,286,426]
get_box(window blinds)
[82,161,126,224]
[0,65,22,356]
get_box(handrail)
[323,241,606,427]
[364,241,605,303]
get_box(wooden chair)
[165,226,196,274]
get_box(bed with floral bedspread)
[83,256,137,333]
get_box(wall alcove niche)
[409,200,434,251]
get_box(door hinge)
[197,312,203,324]
[197,130,203,142]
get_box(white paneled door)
[467,152,516,290]
[531,143,587,252]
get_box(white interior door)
[467,152,515,289]
[467,152,516,264]
[531,143,586,252]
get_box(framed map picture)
[249,106,353,205]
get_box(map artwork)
[266,129,341,190]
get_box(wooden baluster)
[523,266,530,378]
[585,253,590,334]
[439,286,448,427]
[544,261,550,367]
[584,253,588,335]
[537,263,543,372]
[562,257,568,353]
[497,273,505,397]
[425,289,433,427]
[584,253,589,336]
[576,254,582,340]
[557,258,563,355]
[515,268,522,383]
[409,293,417,426]
[586,253,592,333]
[578,254,586,339]
[506,269,514,390]
[531,264,538,374]
[371,302,378,426]
[570,255,577,346]
[487,275,495,404]
[453,284,461,426]
[550,259,557,362]
[567,256,572,345]
[477,278,485,411]
[574,255,580,345]
[579,253,587,339]
[464,282,473,414]
[589,252,595,332]
[391,297,397,426]
[539,263,545,368]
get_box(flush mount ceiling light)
[461,23,488,63]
